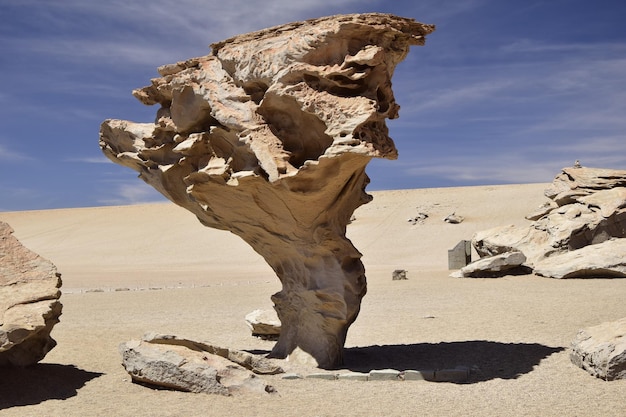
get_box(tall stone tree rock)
[100,13,434,368]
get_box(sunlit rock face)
[100,13,434,368]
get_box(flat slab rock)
[450,251,527,278]
[534,239,626,278]
[570,317,626,381]
[119,333,283,395]
[0,221,62,366]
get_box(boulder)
[570,317,626,381]
[119,333,282,395]
[0,221,62,366]
[450,251,528,278]
[534,239,626,278]
[99,13,435,368]
[472,167,626,278]
[245,309,281,340]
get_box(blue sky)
[1,0,625,211]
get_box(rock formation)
[570,317,626,381]
[119,333,282,395]
[0,221,62,366]
[99,13,434,368]
[468,167,626,278]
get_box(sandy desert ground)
[1,183,625,417]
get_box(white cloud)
[98,181,166,206]
[65,156,112,164]
[402,155,563,185]
[7,0,378,67]
[0,144,32,162]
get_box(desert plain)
[1,182,625,416]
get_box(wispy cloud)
[97,181,166,206]
[402,155,564,185]
[65,156,112,164]
[5,0,377,67]
[0,144,32,162]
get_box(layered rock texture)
[120,333,282,395]
[468,167,626,278]
[570,317,626,381]
[0,221,62,366]
[99,13,434,368]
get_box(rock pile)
[100,13,434,368]
[0,221,62,366]
[455,167,626,278]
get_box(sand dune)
[1,184,625,416]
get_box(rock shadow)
[343,340,564,383]
[0,364,103,409]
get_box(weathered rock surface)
[570,317,626,381]
[99,13,434,368]
[451,251,528,278]
[245,309,281,340]
[534,239,626,278]
[471,167,626,278]
[119,333,282,395]
[0,221,62,366]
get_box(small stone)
[338,372,369,381]
[306,373,338,380]
[392,269,408,280]
[281,373,303,380]
[444,213,464,224]
[245,309,281,340]
[369,369,401,381]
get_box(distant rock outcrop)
[119,333,283,395]
[466,167,626,278]
[100,13,435,368]
[0,221,62,366]
[570,317,626,381]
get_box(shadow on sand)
[0,364,103,409]
[343,340,565,383]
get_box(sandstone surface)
[119,333,282,395]
[570,317,626,381]
[0,221,62,366]
[99,13,434,368]
[471,167,626,278]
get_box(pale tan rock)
[473,167,626,277]
[245,309,281,340]
[570,317,626,380]
[119,338,275,395]
[533,239,626,278]
[99,13,434,368]
[451,251,527,278]
[0,221,62,366]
